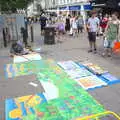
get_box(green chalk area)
[6,60,106,119]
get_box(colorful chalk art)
[83,63,107,75]
[5,59,120,120]
[77,76,107,90]
[6,61,105,120]
[14,53,42,63]
[4,60,49,78]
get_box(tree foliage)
[0,0,32,13]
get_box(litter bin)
[44,26,55,44]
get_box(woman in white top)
[71,16,77,37]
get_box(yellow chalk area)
[13,64,18,76]
[76,111,120,120]
[26,96,42,107]
[17,95,31,102]
[16,95,42,107]
[20,64,25,72]
[6,64,12,78]
[9,109,22,119]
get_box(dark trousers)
[78,26,83,33]
[88,32,97,50]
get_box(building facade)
[27,0,92,17]
[56,0,88,6]
[51,0,92,23]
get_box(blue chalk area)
[11,64,16,77]
[75,62,85,69]
[29,107,35,114]
[4,64,8,79]
[100,73,120,85]
[37,93,47,103]
[4,64,15,79]
[10,64,13,76]
[87,84,107,91]
[5,98,18,120]
[20,102,27,116]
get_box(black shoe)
[88,50,92,53]
[94,51,97,54]
[94,49,97,54]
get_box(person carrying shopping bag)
[102,12,120,57]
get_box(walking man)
[77,15,84,33]
[87,11,100,53]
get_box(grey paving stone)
[0,25,120,118]
[0,75,44,100]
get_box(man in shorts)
[87,11,100,53]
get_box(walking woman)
[103,12,120,57]
[65,15,71,32]
[71,16,78,37]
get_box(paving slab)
[0,75,44,100]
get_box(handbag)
[69,27,73,35]
[113,40,120,53]
[103,37,108,48]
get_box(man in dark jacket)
[21,27,28,47]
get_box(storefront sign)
[69,5,81,11]
[84,4,92,10]
[59,7,69,10]
[59,4,92,11]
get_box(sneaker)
[88,50,92,53]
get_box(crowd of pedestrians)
[10,11,120,57]
[53,11,120,57]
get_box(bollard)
[30,25,34,42]
[3,28,7,47]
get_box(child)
[56,20,65,42]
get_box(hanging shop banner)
[59,7,69,10]
[69,5,81,11]
[84,4,93,10]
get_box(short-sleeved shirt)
[57,22,65,31]
[88,17,99,32]
[40,16,47,27]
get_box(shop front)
[69,5,81,16]
[59,4,92,17]
[59,6,69,16]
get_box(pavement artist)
[10,41,33,57]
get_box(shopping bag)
[69,28,73,35]
[113,41,120,53]
[103,37,108,48]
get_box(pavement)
[0,23,120,119]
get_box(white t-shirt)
[71,18,77,29]
[88,17,100,32]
